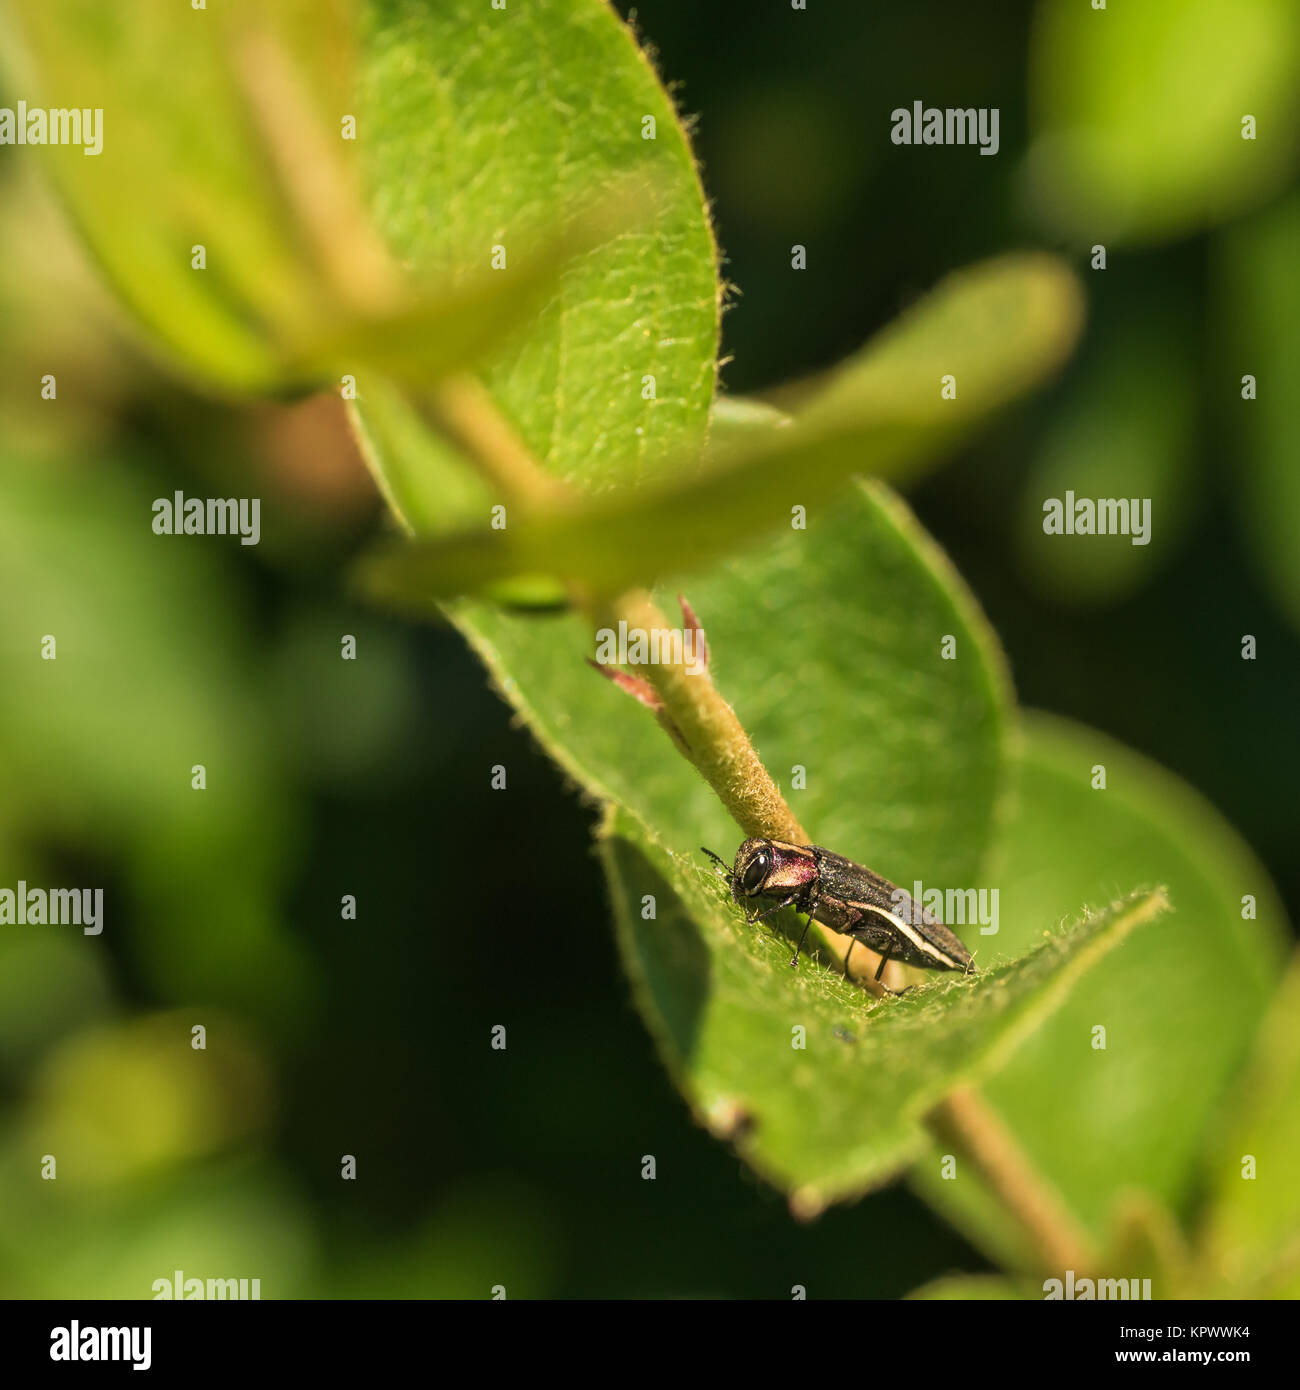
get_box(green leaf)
[353,0,720,495]
[4,0,603,397]
[911,712,1287,1269]
[349,375,493,540]
[349,389,790,611]
[356,253,1084,605]
[1028,0,1300,244]
[603,808,1166,1208]
[2,0,360,391]
[346,0,722,601]
[768,253,1079,428]
[1194,950,1300,1296]
[704,395,793,452]
[290,216,625,392]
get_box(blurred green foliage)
[0,0,1296,1300]
[1028,0,1300,244]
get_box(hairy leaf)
[354,0,720,492]
[603,808,1167,1207]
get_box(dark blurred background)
[1,1,1297,1297]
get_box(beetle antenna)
[700,846,739,902]
[700,847,730,877]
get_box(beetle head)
[701,839,778,903]
[732,838,776,897]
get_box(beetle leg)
[789,916,812,970]
[746,894,796,925]
[873,949,915,998]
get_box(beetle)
[701,838,975,986]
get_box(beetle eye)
[741,851,769,894]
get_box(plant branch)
[232,25,397,316]
[925,1086,1099,1276]
[426,374,569,511]
[592,587,892,996]
[603,588,805,842]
